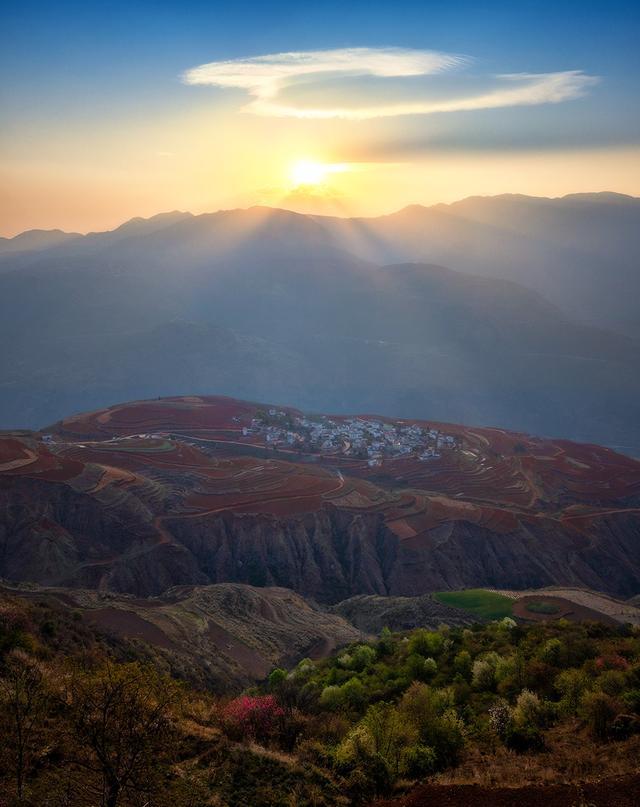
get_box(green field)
[434,588,514,619]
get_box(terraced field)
[2,394,640,600]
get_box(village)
[242,409,459,466]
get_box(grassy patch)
[434,589,513,619]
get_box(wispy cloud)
[182,47,598,120]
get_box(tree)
[453,650,472,681]
[580,691,618,741]
[220,693,285,744]
[555,668,590,714]
[408,630,443,658]
[67,661,180,807]
[338,702,414,779]
[0,650,49,801]
[472,652,500,690]
[268,667,287,691]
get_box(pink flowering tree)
[220,694,285,743]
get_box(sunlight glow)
[288,160,349,188]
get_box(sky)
[1,0,640,235]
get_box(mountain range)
[1,193,639,454]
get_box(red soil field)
[3,395,639,563]
[512,595,619,626]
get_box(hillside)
[1,197,639,453]
[3,586,640,806]
[2,395,639,600]
[2,583,361,691]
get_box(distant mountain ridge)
[1,193,639,453]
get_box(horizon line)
[1,189,638,240]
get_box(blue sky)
[3,1,639,126]
[1,1,639,233]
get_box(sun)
[288,159,349,188]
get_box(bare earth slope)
[3,582,361,691]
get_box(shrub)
[220,694,285,743]
[351,645,377,671]
[408,630,443,658]
[488,699,513,740]
[597,670,628,696]
[610,713,640,740]
[595,654,629,672]
[472,652,500,690]
[539,638,565,666]
[423,658,438,679]
[418,708,465,768]
[621,688,640,713]
[555,668,590,715]
[342,677,367,710]
[404,744,437,778]
[337,702,414,780]
[505,723,545,753]
[580,691,618,741]
[513,689,543,729]
[320,685,344,711]
[377,627,394,657]
[454,650,472,681]
[268,668,287,691]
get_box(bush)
[453,650,472,681]
[268,668,287,690]
[555,668,590,715]
[423,658,438,679]
[488,700,513,740]
[220,694,285,743]
[580,691,618,741]
[408,630,443,658]
[513,689,543,729]
[538,638,565,666]
[505,723,545,753]
[621,688,640,713]
[404,744,437,778]
[342,677,367,710]
[598,670,628,696]
[351,645,377,672]
[472,652,500,691]
[320,685,344,711]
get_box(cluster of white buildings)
[242,410,459,466]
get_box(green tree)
[555,668,590,714]
[408,630,443,658]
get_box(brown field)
[512,595,620,626]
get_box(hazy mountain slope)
[1,200,639,452]
[0,228,81,256]
[317,193,640,338]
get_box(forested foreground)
[1,593,640,806]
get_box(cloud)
[182,47,598,120]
